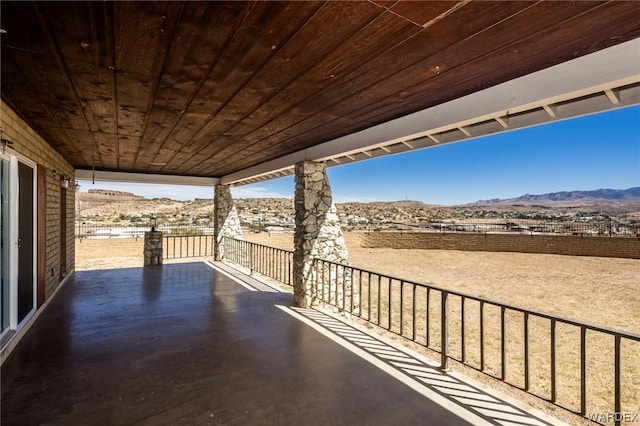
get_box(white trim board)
[74,170,219,186]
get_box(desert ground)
[76,231,639,422]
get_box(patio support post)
[144,231,163,266]
[293,161,352,308]
[214,184,242,261]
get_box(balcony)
[1,262,563,425]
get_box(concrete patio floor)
[1,262,564,425]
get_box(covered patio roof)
[1,1,639,185]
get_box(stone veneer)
[214,185,243,261]
[143,231,163,266]
[293,161,353,309]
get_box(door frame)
[1,148,37,337]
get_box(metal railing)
[387,220,640,237]
[220,237,639,425]
[222,237,293,286]
[76,222,214,238]
[311,258,640,426]
[164,235,215,259]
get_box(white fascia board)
[220,153,301,185]
[75,169,219,186]
[223,38,640,186]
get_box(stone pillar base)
[214,184,243,261]
[144,231,163,266]
[293,161,353,308]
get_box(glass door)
[1,158,9,334]
[17,161,34,323]
[0,154,36,338]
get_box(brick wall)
[1,100,75,299]
[362,231,640,259]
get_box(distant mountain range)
[471,187,640,206]
[76,186,640,225]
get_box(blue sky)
[79,105,640,206]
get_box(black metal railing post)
[249,243,254,275]
[614,335,621,426]
[551,318,557,403]
[580,325,586,415]
[524,312,530,392]
[441,290,448,370]
[501,306,506,380]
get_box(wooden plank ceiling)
[1,1,639,179]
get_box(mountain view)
[76,187,640,231]
[473,187,640,206]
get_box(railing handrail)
[76,222,215,237]
[223,237,639,341]
[226,236,292,253]
[369,219,640,237]
[222,236,294,286]
[313,257,640,341]
[224,236,294,255]
[163,234,215,259]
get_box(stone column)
[214,184,243,261]
[293,161,353,308]
[144,231,163,266]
